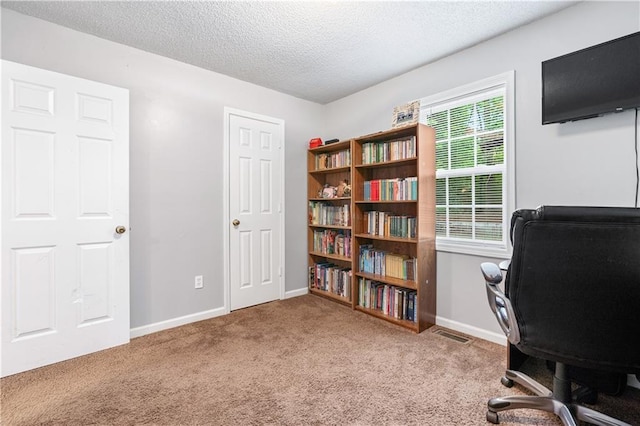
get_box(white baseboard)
[435,317,640,390]
[436,316,507,346]
[130,306,227,339]
[284,287,308,299]
[130,290,308,339]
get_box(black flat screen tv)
[542,31,640,125]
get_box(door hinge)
[279,267,283,277]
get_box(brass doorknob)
[232,219,240,226]
[115,226,127,234]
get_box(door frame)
[222,107,285,313]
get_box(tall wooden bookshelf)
[352,124,436,332]
[307,124,436,332]
[307,140,353,305]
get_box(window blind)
[422,86,507,248]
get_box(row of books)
[309,263,352,298]
[308,201,350,227]
[315,149,351,170]
[363,211,417,239]
[361,136,416,165]
[363,177,418,201]
[312,229,351,258]
[358,244,417,280]
[357,277,417,322]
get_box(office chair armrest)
[481,262,503,284]
[480,262,521,345]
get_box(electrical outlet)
[195,275,204,289]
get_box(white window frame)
[419,71,515,258]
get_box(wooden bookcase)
[307,124,436,332]
[307,140,353,305]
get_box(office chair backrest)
[505,206,640,374]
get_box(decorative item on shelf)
[324,138,340,145]
[320,184,337,199]
[336,179,351,197]
[309,137,323,148]
[391,100,420,128]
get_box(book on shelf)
[357,277,417,322]
[309,201,350,227]
[308,265,315,289]
[362,177,417,201]
[315,149,351,170]
[363,211,416,238]
[310,262,352,298]
[358,245,417,280]
[313,229,351,257]
[361,136,416,165]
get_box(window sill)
[436,240,511,259]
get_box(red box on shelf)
[309,138,322,148]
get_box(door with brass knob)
[227,109,283,311]
[115,226,127,234]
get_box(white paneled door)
[1,61,130,377]
[227,109,284,310]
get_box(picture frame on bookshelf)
[391,100,420,129]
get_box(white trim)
[436,317,639,390]
[130,307,227,339]
[223,109,231,314]
[436,164,504,179]
[285,287,309,299]
[279,121,286,301]
[420,72,513,109]
[423,87,505,115]
[223,107,286,312]
[436,316,507,346]
[422,71,516,258]
[129,288,304,340]
[437,243,510,259]
[504,70,516,255]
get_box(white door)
[1,60,130,377]
[226,109,284,311]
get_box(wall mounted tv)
[542,31,640,125]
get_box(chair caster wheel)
[487,411,499,424]
[500,376,514,388]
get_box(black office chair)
[480,206,640,425]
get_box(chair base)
[487,369,630,426]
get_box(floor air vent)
[432,328,471,344]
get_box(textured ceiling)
[2,1,579,104]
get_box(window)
[419,72,515,257]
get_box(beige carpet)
[1,295,638,425]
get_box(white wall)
[2,2,639,342]
[324,1,640,341]
[1,8,322,330]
